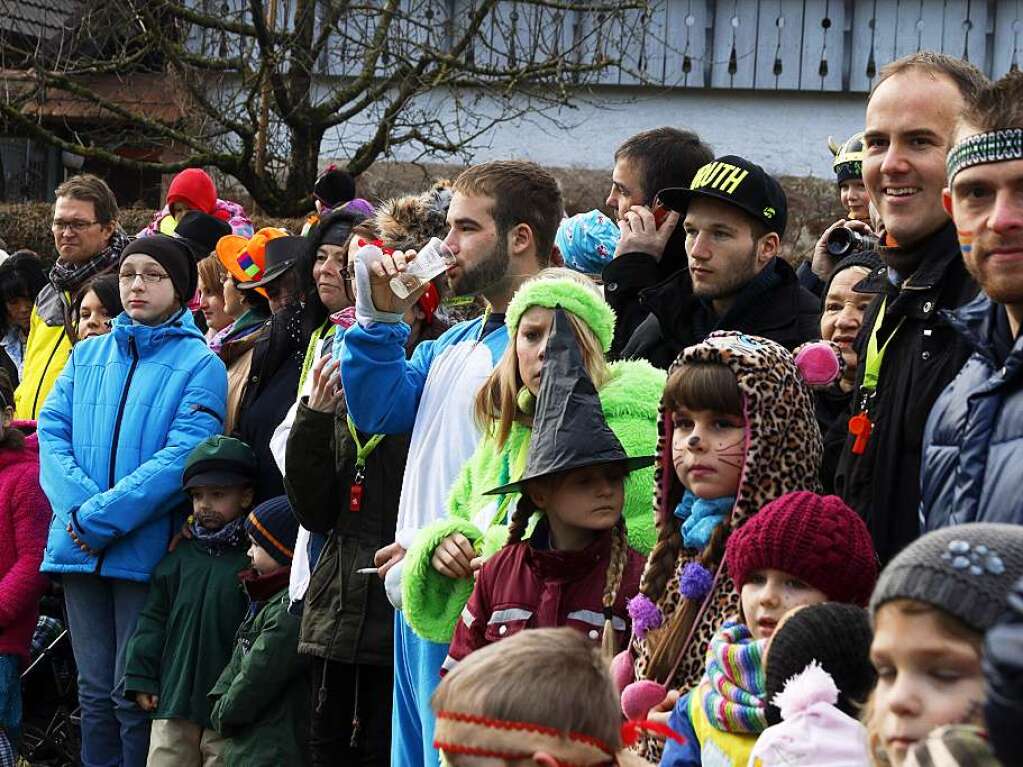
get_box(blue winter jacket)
[921,294,1023,530]
[39,309,227,582]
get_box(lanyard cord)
[862,297,906,393]
[346,416,384,468]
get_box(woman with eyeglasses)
[37,234,227,767]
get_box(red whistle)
[848,412,873,455]
[349,483,363,513]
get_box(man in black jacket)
[615,154,820,369]
[601,127,713,357]
[831,51,987,565]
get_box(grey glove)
[354,243,404,325]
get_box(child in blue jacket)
[38,235,227,767]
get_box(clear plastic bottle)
[389,237,456,299]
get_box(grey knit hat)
[870,524,1023,634]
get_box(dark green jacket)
[285,397,405,666]
[209,584,311,767]
[123,539,249,727]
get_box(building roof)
[0,0,79,41]
[3,69,186,124]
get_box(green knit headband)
[505,278,616,353]
[947,128,1023,181]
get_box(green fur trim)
[402,518,484,643]
[506,278,616,353]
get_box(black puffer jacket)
[831,222,979,565]
[616,256,820,369]
[603,229,688,359]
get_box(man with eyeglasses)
[14,173,130,419]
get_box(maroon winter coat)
[443,521,644,673]
[0,425,51,663]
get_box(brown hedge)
[0,169,841,268]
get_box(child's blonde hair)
[431,627,622,756]
[474,268,610,449]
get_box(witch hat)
[484,306,654,496]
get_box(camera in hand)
[825,227,879,258]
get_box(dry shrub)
[1,164,842,270]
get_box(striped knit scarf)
[699,620,768,734]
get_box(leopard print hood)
[651,331,828,532]
[628,331,842,760]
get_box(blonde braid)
[601,520,629,662]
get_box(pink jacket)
[0,428,51,663]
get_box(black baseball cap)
[657,155,788,236]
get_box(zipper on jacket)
[97,335,139,574]
[32,328,67,418]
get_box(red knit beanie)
[724,491,878,606]
[166,168,217,215]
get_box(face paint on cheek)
[957,229,974,257]
[713,437,746,469]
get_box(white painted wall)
[320,86,870,178]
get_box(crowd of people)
[0,48,1022,767]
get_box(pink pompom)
[793,342,842,387]
[621,680,668,721]
[610,650,635,693]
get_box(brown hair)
[871,51,987,104]
[0,370,24,450]
[54,173,119,225]
[474,269,610,448]
[960,68,1023,134]
[662,361,743,419]
[638,361,743,681]
[197,255,228,296]
[452,161,562,265]
[615,127,714,205]
[431,627,622,750]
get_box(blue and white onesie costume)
[341,254,508,767]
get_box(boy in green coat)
[123,435,257,767]
[210,495,310,767]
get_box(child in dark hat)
[750,602,875,766]
[660,491,878,767]
[123,435,257,766]
[865,523,1023,767]
[444,308,653,672]
[209,495,309,767]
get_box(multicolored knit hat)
[215,227,287,298]
[725,491,878,606]
[245,495,299,565]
